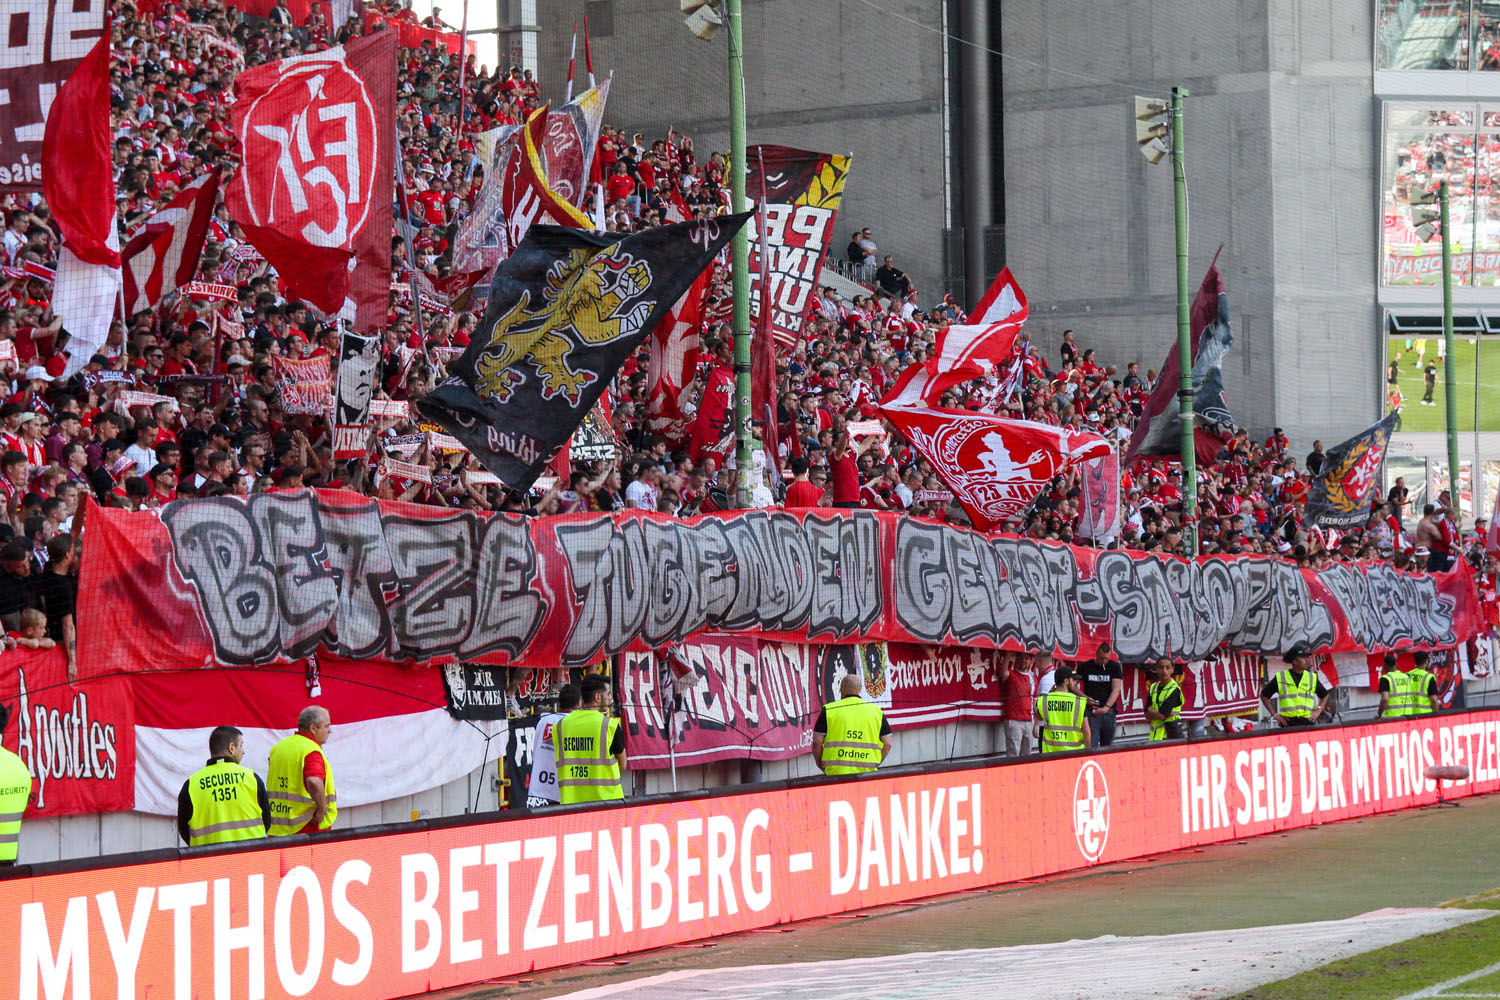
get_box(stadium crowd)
[0,0,1489,667]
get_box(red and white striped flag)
[42,31,120,378]
[645,265,712,446]
[583,15,596,88]
[563,22,577,102]
[121,170,219,315]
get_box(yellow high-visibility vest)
[555,709,624,804]
[819,697,885,775]
[1276,669,1318,719]
[0,745,30,863]
[1148,678,1182,741]
[1407,667,1437,714]
[1036,691,1087,753]
[185,759,266,847]
[266,733,336,835]
[1383,670,1418,718]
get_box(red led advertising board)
[4,710,1500,999]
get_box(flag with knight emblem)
[878,404,1110,531]
[417,215,750,490]
[1305,411,1399,529]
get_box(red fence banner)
[76,491,1485,678]
[130,659,498,818]
[3,710,1499,1000]
[619,638,819,767]
[620,639,1005,768]
[0,648,134,817]
[856,642,1002,728]
[1365,647,1465,709]
[1114,650,1264,724]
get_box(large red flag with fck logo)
[227,30,395,329]
[880,404,1110,530]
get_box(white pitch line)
[1395,955,1500,998]
[548,909,1496,1000]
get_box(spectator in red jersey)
[997,651,1044,756]
[783,456,823,508]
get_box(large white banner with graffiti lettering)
[76,491,1486,678]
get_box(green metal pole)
[1172,85,1196,554]
[1441,181,1459,507]
[726,0,752,508]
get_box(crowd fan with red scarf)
[0,0,1489,656]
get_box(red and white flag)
[121,170,220,315]
[541,78,611,207]
[880,404,1110,530]
[129,658,503,818]
[1487,484,1500,559]
[42,31,121,378]
[646,265,711,446]
[226,31,396,329]
[690,361,736,464]
[271,354,333,414]
[502,106,593,251]
[1078,446,1122,542]
[968,266,1030,325]
[881,319,1027,412]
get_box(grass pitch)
[1224,893,1500,1000]
[1385,336,1500,432]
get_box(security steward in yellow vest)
[553,675,626,804]
[177,725,271,847]
[1036,666,1091,753]
[1260,644,1331,727]
[1378,653,1418,718]
[1144,658,1184,741]
[267,706,336,835]
[1408,651,1439,715]
[812,673,892,775]
[0,703,31,866]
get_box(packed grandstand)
[0,0,1483,604]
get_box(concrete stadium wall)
[999,0,1379,449]
[529,0,951,303]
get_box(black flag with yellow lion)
[418,215,749,490]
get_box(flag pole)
[455,0,470,132]
[1441,180,1459,509]
[1171,85,1197,555]
[115,280,127,361]
[564,22,577,103]
[392,128,432,369]
[726,0,752,508]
